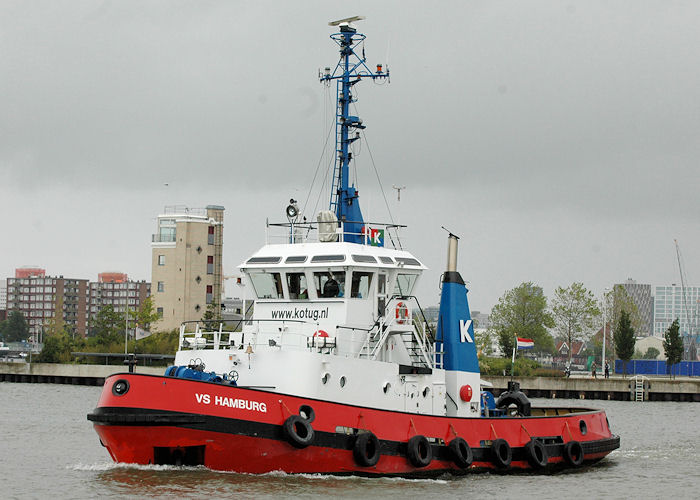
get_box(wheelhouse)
[241,242,426,338]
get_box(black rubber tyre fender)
[298,404,315,423]
[282,415,314,449]
[490,438,512,468]
[563,440,584,466]
[524,439,548,469]
[448,437,473,469]
[353,432,381,467]
[406,435,432,468]
[495,392,532,417]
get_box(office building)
[653,284,700,339]
[616,279,653,336]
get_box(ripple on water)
[2,387,699,499]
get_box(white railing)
[350,297,434,368]
[179,320,322,352]
[264,220,405,249]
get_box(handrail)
[179,318,322,352]
[264,218,406,248]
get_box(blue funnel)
[436,235,480,373]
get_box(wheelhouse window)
[286,272,309,300]
[393,273,418,296]
[249,272,283,299]
[314,271,346,298]
[350,272,373,299]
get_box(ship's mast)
[320,16,389,243]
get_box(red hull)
[89,373,619,476]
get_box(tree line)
[0,298,178,363]
[482,281,685,373]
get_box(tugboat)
[88,17,619,475]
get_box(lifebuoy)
[524,439,548,469]
[353,432,381,467]
[313,330,329,337]
[406,435,432,468]
[490,438,512,468]
[395,302,409,324]
[563,440,584,466]
[448,437,473,469]
[282,415,314,448]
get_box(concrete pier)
[1,363,698,401]
[484,375,700,402]
[0,362,163,386]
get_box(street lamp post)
[602,287,610,371]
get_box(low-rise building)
[5,268,151,341]
[6,273,89,340]
[87,274,151,334]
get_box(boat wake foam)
[69,462,448,483]
[69,462,202,472]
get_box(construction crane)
[674,239,699,360]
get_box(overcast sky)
[1,1,698,312]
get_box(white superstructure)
[174,223,481,417]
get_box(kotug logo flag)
[362,225,384,247]
[271,307,329,321]
[367,227,384,247]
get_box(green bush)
[477,357,562,377]
[479,357,540,376]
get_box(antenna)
[392,184,406,202]
[328,15,366,27]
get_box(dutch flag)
[516,337,534,350]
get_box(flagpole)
[511,334,516,382]
[124,300,129,355]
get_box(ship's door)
[377,272,387,319]
[404,381,419,411]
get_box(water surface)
[1,383,697,499]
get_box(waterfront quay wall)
[0,362,163,386]
[2,364,698,401]
[484,376,700,402]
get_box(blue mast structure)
[320,17,389,244]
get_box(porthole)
[112,379,130,396]
[339,376,346,388]
[321,372,330,384]
[422,387,430,398]
[383,382,391,394]
[580,419,588,435]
